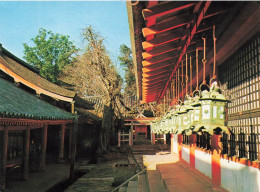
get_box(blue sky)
[0,1,130,71]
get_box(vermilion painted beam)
[143,65,174,75]
[143,62,173,72]
[142,56,175,67]
[142,24,213,50]
[145,1,158,45]
[143,88,163,93]
[142,33,182,50]
[143,69,174,79]
[144,97,158,103]
[143,85,164,90]
[143,90,163,94]
[143,49,178,64]
[143,88,163,94]
[143,92,162,96]
[143,80,168,87]
[157,1,212,103]
[143,71,171,80]
[142,1,196,21]
[142,40,184,59]
[144,94,158,99]
[143,75,170,83]
[144,93,159,98]
[142,14,192,37]
[142,63,174,72]
[143,89,163,95]
[142,76,169,85]
[143,82,165,88]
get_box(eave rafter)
[129,0,241,103]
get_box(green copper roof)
[0,78,75,120]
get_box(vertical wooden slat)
[69,124,73,160]
[23,127,30,180]
[118,130,120,147]
[0,126,8,190]
[59,124,66,160]
[70,118,78,178]
[39,124,48,171]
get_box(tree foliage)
[23,28,78,83]
[60,26,122,105]
[118,44,136,96]
[60,26,123,152]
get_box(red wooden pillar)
[23,127,30,180]
[178,134,183,160]
[39,124,48,171]
[211,134,221,188]
[151,133,155,144]
[164,134,167,144]
[145,125,147,140]
[189,134,196,169]
[70,118,78,178]
[69,125,73,159]
[0,126,8,190]
[118,130,121,147]
[170,134,174,154]
[59,124,66,160]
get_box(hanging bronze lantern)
[168,108,177,134]
[185,91,201,135]
[159,118,165,134]
[150,119,157,134]
[175,103,188,134]
[182,95,194,135]
[194,82,231,135]
[164,112,172,134]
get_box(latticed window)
[219,31,260,161]
[182,134,190,145]
[195,133,211,150]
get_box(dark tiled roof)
[0,49,75,98]
[2,46,39,73]
[0,78,75,120]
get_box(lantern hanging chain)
[196,48,199,90]
[181,60,184,85]
[186,54,188,95]
[190,54,192,94]
[202,37,207,84]
[172,79,175,104]
[178,68,180,101]
[176,74,178,102]
[181,60,184,100]
[213,25,217,79]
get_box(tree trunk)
[98,104,114,152]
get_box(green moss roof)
[0,78,75,120]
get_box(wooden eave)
[0,118,73,130]
[0,46,75,103]
[128,1,260,103]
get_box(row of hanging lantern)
[150,26,231,136]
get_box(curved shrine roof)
[0,46,75,102]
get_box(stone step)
[126,180,138,192]
[118,186,127,192]
[137,174,149,192]
[147,170,165,192]
[156,162,215,192]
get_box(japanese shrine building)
[128,1,260,191]
[0,45,81,190]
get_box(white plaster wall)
[195,150,212,178]
[182,146,190,164]
[171,134,178,154]
[221,159,260,192]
